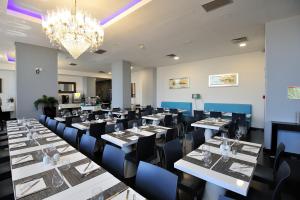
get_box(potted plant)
[34,95,58,118]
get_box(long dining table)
[6,118,145,200]
[174,136,262,200]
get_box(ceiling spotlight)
[108,72,112,75]
[138,44,145,49]
[239,42,247,47]
[130,66,134,70]
[174,56,180,60]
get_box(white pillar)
[112,60,131,109]
[15,42,58,118]
[86,77,96,97]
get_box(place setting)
[11,150,44,169]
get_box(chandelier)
[42,0,104,59]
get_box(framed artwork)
[169,77,189,89]
[288,86,300,100]
[131,83,136,97]
[209,73,239,87]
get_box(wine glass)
[114,124,120,133]
[52,173,64,188]
[142,119,147,126]
[95,115,99,121]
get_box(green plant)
[34,95,58,110]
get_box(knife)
[20,179,40,195]
[83,161,92,172]
[15,155,30,164]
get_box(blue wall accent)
[161,101,192,115]
[204,103,252,114]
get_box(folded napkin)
[34,128,48,132]
[8,134,23,139]
[155,129,166,133]
[127,136,139,141]
[140,126,149,129]
[138,131,154,137]
[57,146,74,153]
[8,130,27,135]
[46,137,61,142]
[75,161,100,175]
[187,151,205,161]
[15,178,47,199]
[113,131,125,135]
[10,142,27,148]
[229,162,253,177]
[241,145,260,154]
[7,128,20,131]
[12,155,34,165]
[207,139,222,145]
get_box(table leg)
[204,129,213,141]
[202,182,226,200]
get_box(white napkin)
[7,127,20,131]
[155,129,166,133]
[46,137,61,142]
[187,151,205,161]
[140,126,149,129]
[229,163,253,177]
[34,128,48,132]
[127,136,139,141]
[8,130,27,135]
[15,178,47,199]
[75,162,100,175]
[207,139,222,145]
[12,155,34,165]
[113,131,125,135]
[138,131,154,137]
[10,142,27,148]
[57,146,74,153]
[8,134,23,139]
[241,145,260,154]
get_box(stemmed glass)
[202,145,212,167]
[114,124,120,133]
[52,172,63,188]
[142,119,147,126]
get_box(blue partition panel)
[204,103,252,114]
[161,101,192,116]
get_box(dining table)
[141,113,177,122]
[6,118,145,200]
[72,118,117,131]
[191,118,231,141]
[174,136,262,200]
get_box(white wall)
[0,69,16,117]
[265,15,300,153]
[157,52,265,128]
[131,68,156,106]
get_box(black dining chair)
[38,115,47,125]
[112,107,121,112]
[169,108,178,114]
[164,114,173,127]
[126,134,157,164]
[253,143,285,185]
[56,122,65,138]
[127,110,136,121]
[116,119,128,130]
[89,122,107,139]
[163,139,206,199]
[210,111,222,118]
[105,124,115,133]
[102,144,126,179]
[191,128,205,150]
[157,108,164,113]
[128,119,141,129]
[47,119,58,132]
[87,113,95,121]
[194,110,205,121]
[63,127,79,148]
[135,161,178,200]
[79,134,100,162]
[220,120,239,139]
[232,113,247,126]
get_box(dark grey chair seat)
[0,162,11,180]
[0,178,14,199]
[253,164,274,184]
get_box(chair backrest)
[127,111,136,121]
[71,116,81,123]
[232,113,246,126]
[128,119,141,129]
[164,114,173,127]
[210,111,222,118]
[166,128,178,142]
[194,110,205,121]
[102,144,125,178]
[45,117,50,125]
[227,121,239,139]
[192,129,205,150]
[136,134,156,162]
[163,138,182,172]
[47,119,58,132]
[116,119,128,130]
[63,127,78,147]
[157,108,164,113]
[272,161,291,200]
[89,122,107,139]
[56,122,66,138]
[112,107,120,112]
[39,115,47,125]
[79,134,97,159]
[135,161,178,200]
[169,108,178,114]
[88,113,95,121]
[64,116,73,127]
[273,143,285,172]
[105,124,115,133]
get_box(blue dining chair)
[56,122,65,138]
[102,144,125,179]
[63,127,78,148]
[135,161,178,200]
[79,134,98,161]
[47,119,58,132]
[38,115,47,125]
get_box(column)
[15,42,58,118]
[86,77,96,97]
[111,60,131,109]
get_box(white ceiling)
[0,0,300,73]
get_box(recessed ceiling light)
[108,72,112,75]
[239,42,247,47]
[130,66,134,70]
[174,56,180,60]
[138,44,145,49]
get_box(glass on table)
[142,119,147,126]
[95,115,100,121]
[91,186,104,200]
[60,159,71,171]
[51,172,64,188]
[114,124,120,133]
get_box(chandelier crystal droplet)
[42,0,104,59]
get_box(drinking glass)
[95,115,99,121]
[52,173,63,188]
[142,119,147,126]
[114,124,120,133]
[91,187,104,200]
[203,151,212,167]
[60,159,71,171]
[104,113,108,119]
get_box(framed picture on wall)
[169,77,189,89]
[209,73,239,87]
[288,86,300,100]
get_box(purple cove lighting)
[6,53,16,63]
[100,0,142,25]
[6,0,144,26]
[7,0,42,20]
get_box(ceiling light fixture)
[130,66,134,70]
[42,0,104,59]
[108,72,112,75]
[174,56,180,60]
[239,42,247,47]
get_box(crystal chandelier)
[42,0,104,59]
